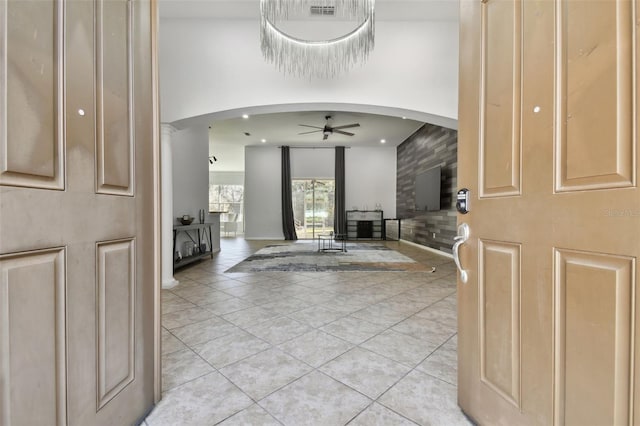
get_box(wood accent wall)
[396,123,457,253]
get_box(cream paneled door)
[458,0,639,424]
[0,0,159,425]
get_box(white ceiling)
[209,110,424,148]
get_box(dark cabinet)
[346,210,383,240]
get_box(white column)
[161,124,179,289]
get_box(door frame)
[151,0,163,404]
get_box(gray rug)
[226,241,430,272]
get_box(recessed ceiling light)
[261,139,267,143]
[380,139,386,144]
[242,114,249,119]
[401,116,407,120]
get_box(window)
[292,179,335,239]
[209,184,244,226]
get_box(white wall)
[291,149,334,179]
[172,126,221,252]
[244,146,283,240]
[345,147,397,217]
[244,146,396,239]
[210,171,245,186]
[159,19,459,126]
[210,126,245,172]
[172,126,210,219]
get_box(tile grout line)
[158,238,462,426]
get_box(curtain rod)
[277,146,351,149]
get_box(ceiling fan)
[298,115,360,140]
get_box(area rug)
[226,241,431,272]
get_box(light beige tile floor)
[145,238,473,426]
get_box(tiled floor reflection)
[145,238,472,426]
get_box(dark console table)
[173,223,214,271]
[346,210,383,240]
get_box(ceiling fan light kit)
[260,0,376,79]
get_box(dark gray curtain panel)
[281,146,298,240]
[334,146,346,238]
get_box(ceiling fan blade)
[333,130,355,136]
[323,133,329,140]
[298,124,324,129]
[298,130,323,135]
[332,123,360,130]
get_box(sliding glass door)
[292,179,335,239]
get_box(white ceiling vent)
[310,5,336,16]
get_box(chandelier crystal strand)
[260,0,375,79]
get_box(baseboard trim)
[398,239,453,259]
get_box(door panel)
[96,0,134,195]
[459,2,554,423]
[96,239,136,410]
[553,250,634,426]
[556,0,634,191]
[1,0,64,189]
[480,0,521,197]
[0,0,158,425]
[479,240,521,408]
[459,0,639,425]
[0,249,67,426]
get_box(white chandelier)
[260,0,376,79]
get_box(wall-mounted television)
[415,166,441,211]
